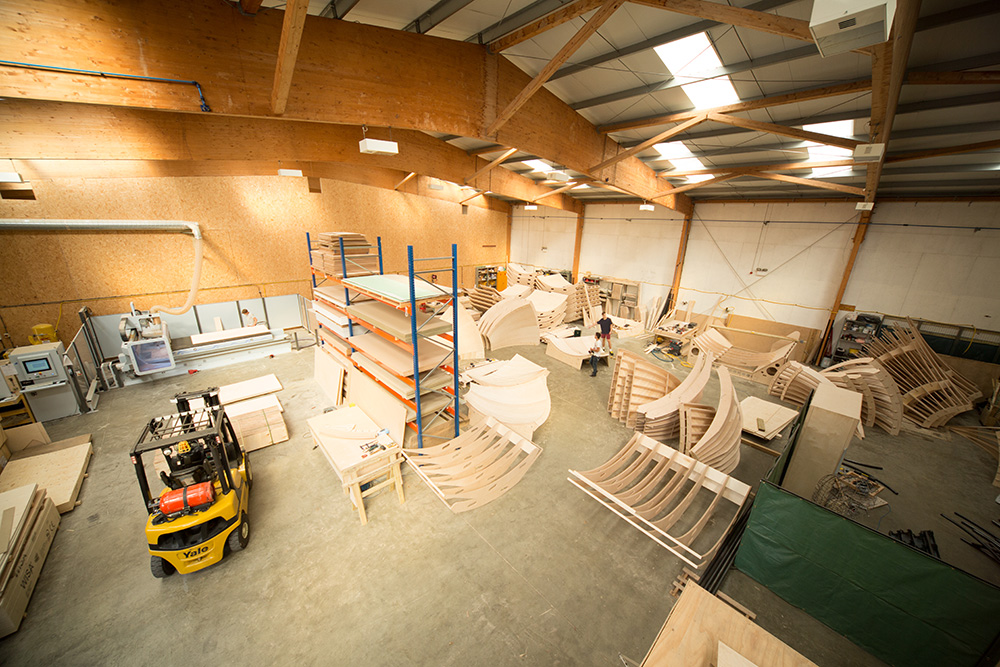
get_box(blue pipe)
[0,59,211,112]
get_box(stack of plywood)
[822,358,903,435]
[478,298,540,350]
[311,232,379,277]
[464,355,550,439]
[0,484,60,638]
[402,417,541,513]
[635,352,714,442]
[526,290,567,331]
[568,432,750,569]
[579,282,601,326]
[442,304,485,362]
[220,374,289,452]
[467,285,502,312]
[864,318,981,428]
[506,263,536,287]
[608,351,680,428]
[0,424,92,514]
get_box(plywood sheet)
[346,368,407,445]
[348,331,449,377]
[217,374,283,404]
[641,584,817,666]
[0,443,92,513]
[190,324,270,346]
[343,274,444,304]
[314,346,347,406]
[739,397,799,441]
[3,424,49,454]
[346,300,451,341]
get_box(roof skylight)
[802,120,855,178]
[522,159,551,172]
[654,33,740,109]
[655,141,712,183]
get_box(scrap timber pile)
[864,318,981,428]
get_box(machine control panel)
[9,342,67,385]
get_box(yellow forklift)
[131,388,252,578]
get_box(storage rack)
[307,234,460,448]
[832,313,882,364]
[475,265,499,288]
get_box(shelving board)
[348,331,451,377]
[346,300,452,342]
[343,274,446,307]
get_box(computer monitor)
[126,338,176,375]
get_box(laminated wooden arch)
[526,290,568,331]
[607,351,680,428]
[822,358,903,435]
[767,360,830,405]
[864,318,980,428]
[686,367,743,475]
[568,432,750,569]
[403,418,541,513]
[467,285,502,312]
[635,351,714,442]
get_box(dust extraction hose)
[0,219,203,315]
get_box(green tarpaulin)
[735,482,1000,667]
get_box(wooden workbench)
[307,406,404,525]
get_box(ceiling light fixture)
[428,179,444,191]
[525,203,538,210]
[278,168,303,177]
[358,124,399,155]
[639,202,655,211]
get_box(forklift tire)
[227,513,250,553]
[151,556,175,578]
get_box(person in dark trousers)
[588,333,603,377]
[597,311,613,355]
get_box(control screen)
[23,358,52,374]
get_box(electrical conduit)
[0,219,203,315]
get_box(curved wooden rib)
[689,367,742,475]
[568,432,751,569]
[636,351,714,443]
[402,417,541,513]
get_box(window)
[801,120,855,178]
[654,33,741,109]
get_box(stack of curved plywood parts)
[526,290,567,331]
[769,359,904,435]
[634,352,714,442]
[500,284,533,299]
[477,298,540,350]
[403,417,541,513]
[607,351,680,428]
[822,358,903,435]
[683,368,742,474]
[690,327,797,383]
[568,432,750,569]
[506,263,537,286]
[467,285,502,312]
[864,318,981,428]
[464,355,551,439]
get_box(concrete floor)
[1,333,996,665]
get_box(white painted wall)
[509,206,577,272]
[843,202,1000,329]
[510,200,1000,332]
[682,202,858,330]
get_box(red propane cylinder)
[159,481,216,515]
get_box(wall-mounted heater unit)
[810,0,896,57]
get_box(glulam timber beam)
[0,0,684,213]
[660,160,856,178]
[601,80,873,134]
[240,0,264,14]
[656,174,739,197]
[907,71,1000,85]
[752,172,865,196]
[886,138,1000,163]
[0,99,582,213]
[271,0,309,115]
[589,115,707,174]
[629,0,872,54]
[465,148,518,184]
[706,113,863,149]
[488,0,604,52]
[486,0,625,136]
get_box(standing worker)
[588,333,603,377]
[241,308,259,326]
[597,311,614,355]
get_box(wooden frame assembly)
[635,351,714,442]
[568,432,750,569]
[864,318,981,428]
[685,367,742,475]
[690,327,798,384]
[403,417,541,513]
[608,350,681,428]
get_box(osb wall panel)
[0,175,508,346]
